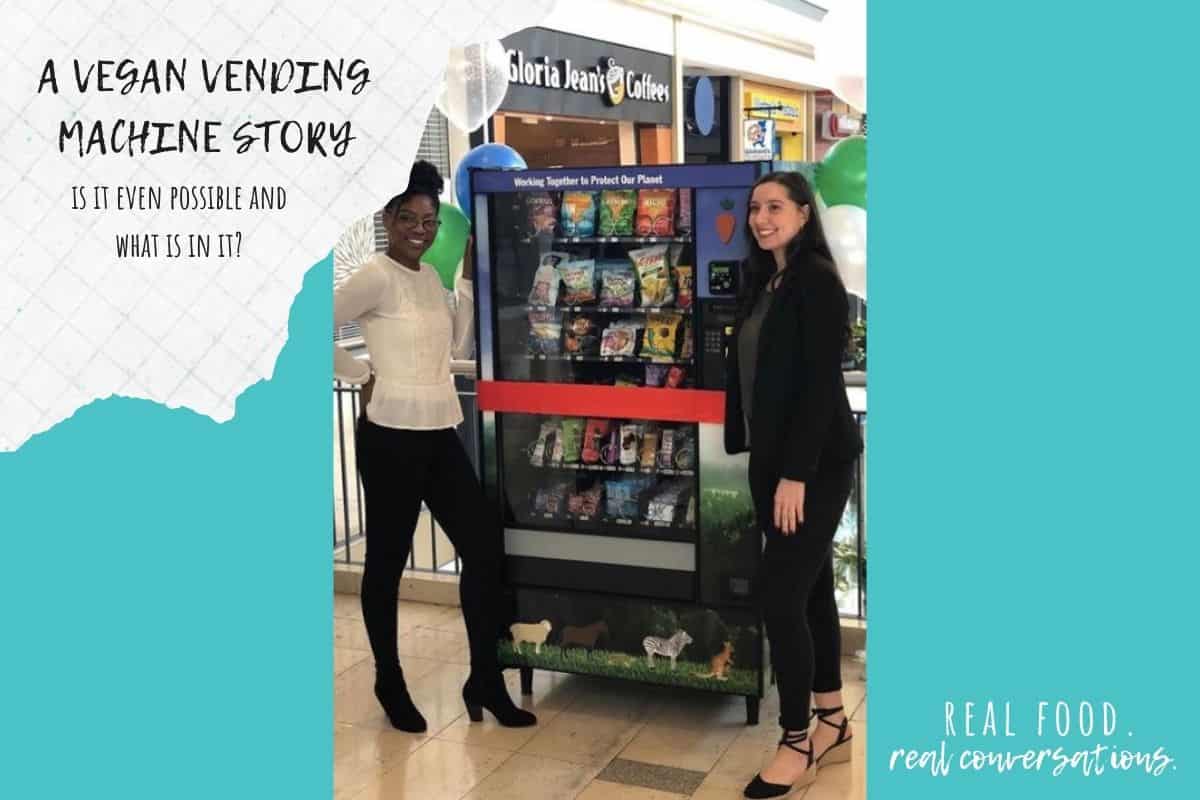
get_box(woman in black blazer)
[726,172,863,799]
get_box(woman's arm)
[333,263,385,384]
[780,264,849,482]
[450,238,475,360]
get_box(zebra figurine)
[642,630,693,670]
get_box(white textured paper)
[0,0,556,451]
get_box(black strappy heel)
[742,729,818,799]
[812,705,854,766]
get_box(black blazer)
[724,252,863,481]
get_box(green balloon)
[816,136,867,209]
[424,203,471,289]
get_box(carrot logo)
[715,198,737,244]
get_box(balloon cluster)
[815,136,866,299]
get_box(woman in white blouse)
[334,161,536,731]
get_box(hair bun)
[408,160,444,196]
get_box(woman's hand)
[461,235,474,281]
[774,478,806,534]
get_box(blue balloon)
[454,143,528,222]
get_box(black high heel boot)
[462,674,537,728]
[374,673,427,733]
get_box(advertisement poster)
[2,1,1196,799]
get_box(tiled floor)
[335,597,867,800]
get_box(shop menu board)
[487,185,698,389]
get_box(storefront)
[813,90,865,161]
[741,80,812,162]
[486,28,675,168]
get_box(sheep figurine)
[510,620,553,655]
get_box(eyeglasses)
[395,212,441,231]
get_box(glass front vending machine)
[470,163,766,723]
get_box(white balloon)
[816,0,867,112]
[821,204,866,300]
[436,40,511,133]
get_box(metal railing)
[333,368,867,621]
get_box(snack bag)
[525,191,559,236]
[613,371,642,388]
[528,252,569,306]
[598,261,637,308]
[619,423,643,467]
[530,420,558,467]
[600,322,641,357]
[598,190,637,236]
[629,245,674,307]
[560,417,586,464]
[560,191,598,237]
[666,366,687,388]
[673,264,694,310]
[639,426,660,470]
[635,189,676,237]
[644,364,669,388]
[641,312,682,362]
[581,418,612,464]
[657,429,676,470]
[527,310,563,356]
[563,314,599,356]
[675,188,693,235]
[672,428,696,471]
[558,259,597,305]
[679,325,694,362]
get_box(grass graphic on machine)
[498,604,759,696]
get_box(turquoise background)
[872,1,1198,797]
[0,257,332,798]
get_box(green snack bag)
[598,190,636,236]
[560,418,586,464]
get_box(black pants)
[356,419,506,682]
[751,456,854,731]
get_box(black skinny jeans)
[355,419,507,683]
[751,456,854,731]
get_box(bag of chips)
[558,259,597,305]
[672,427,695,471]
[605,476,655,519]
[527,310,563,356]
[525,191,559,236]
[639,426,660,470]
[598,190,636,236]
[679,325,694,362]
[528,252,568,306]
[673,264,694,310]
[645,480,689,524]
[630,245,674,307]
[635,189,676,237]
[581,418,612,464]
[641,312,682,362]
[598,261,637,308]
[657,429,676,470]
[676,188,693,236]
[613,371,642,388]
[534,480,572,516]
[600,322,640,357]
[560,191,597,237]
[563,314,599,356]
[666,366,687,388]
[529,420,558,467]
[560,417,586,464]
[644,364,669,388]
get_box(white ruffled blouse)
[334,252,474,430]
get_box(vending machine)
[469,163,767,723]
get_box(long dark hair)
[384,160,443,216]
[738,171,835,321]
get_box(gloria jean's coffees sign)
[500,28,674,126]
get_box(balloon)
[821,204,866,299]
[816,136,866,209]
[815,0,866,111]
[436,40,511,133]
[423,203,472,289]
[454,143,528,222]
